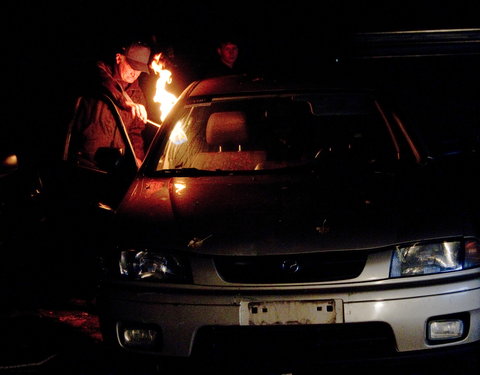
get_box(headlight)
[119,249,190,282]
[390,239,480,277]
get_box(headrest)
[206,111,248,145]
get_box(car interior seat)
[191,111,266,170]
[206,111,248,152]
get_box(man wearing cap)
[71,41,152,167]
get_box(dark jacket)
[71,61,147,166]
[202,60,241,79]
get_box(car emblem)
[281,259,301,273]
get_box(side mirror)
[0,154,19,177]
[94,147,124,172]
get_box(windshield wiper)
[153,168,220,176]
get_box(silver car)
[96,75,480,373]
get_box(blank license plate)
[239,299,343,326]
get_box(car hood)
[115,162,468,256]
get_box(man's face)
[217,42,239,68]
[116,54,142,83]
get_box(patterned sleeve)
[125,83,148,160]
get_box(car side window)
[64,96,138,174]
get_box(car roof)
[184,74,375,99]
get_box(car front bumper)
[98,273,480,364]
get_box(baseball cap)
[124,43,151,73]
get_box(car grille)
[191,322,396,364]
[214,251,368,283]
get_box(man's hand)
[126,101,148,123]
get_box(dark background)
[3,0,480,162]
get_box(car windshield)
[154,92,399,173]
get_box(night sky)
[3,0,480,159]
[7,1,480,77]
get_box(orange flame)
[150,53,178,122]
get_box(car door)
[34,94,142,295]
[55,94,139,215]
